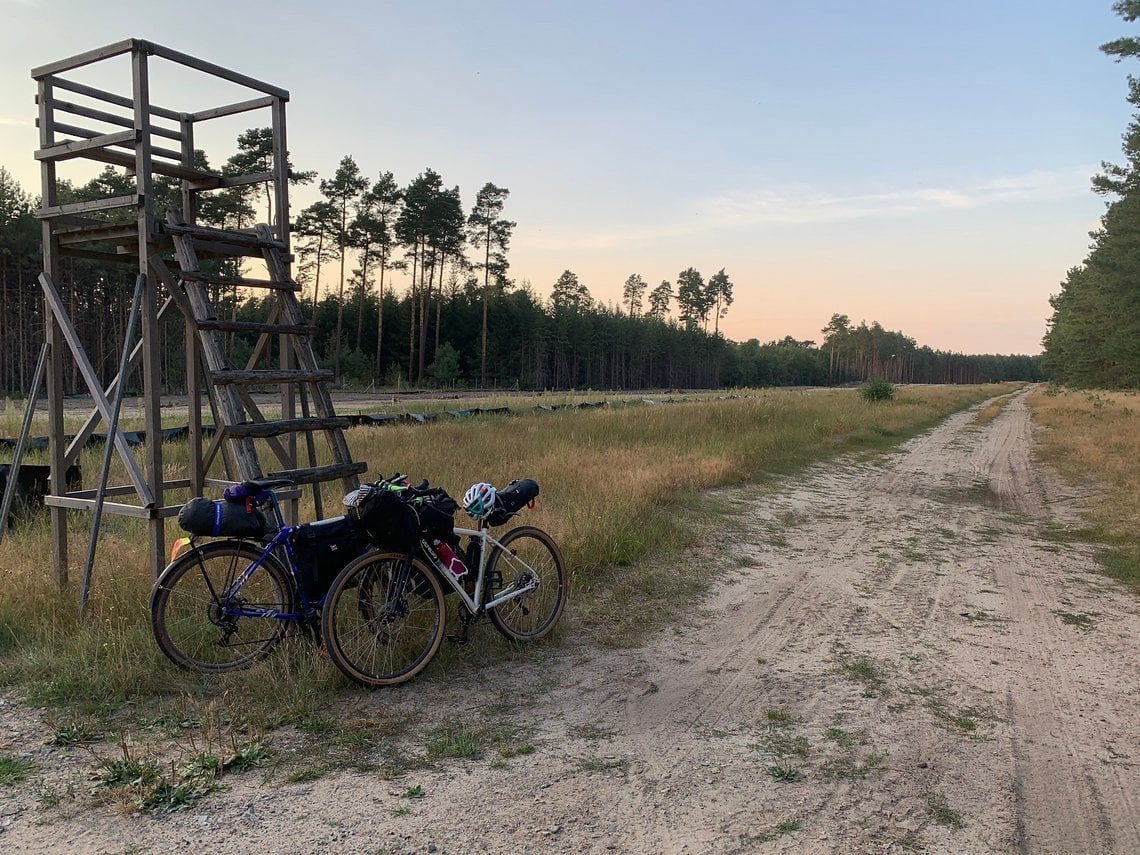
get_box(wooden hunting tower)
[31,39,364,586]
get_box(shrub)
[860,377,895,402]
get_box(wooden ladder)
[163,209,365,497]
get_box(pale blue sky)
[0,0,1131,354]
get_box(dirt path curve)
[5,387,1140,854]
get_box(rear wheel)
[487,526,566,642]
[321,552,446,687]
[150,540,293,672]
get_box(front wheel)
[321,551,446,687]
[150,540,293,672]
[487,526,567,642]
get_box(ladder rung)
[165,222,286,250]
[210,369,334,385]
[180,271,301,291]
[197,320,315,335]
[265,462,368,486]
[226,417,350,439]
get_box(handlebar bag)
[290,515,369,600]
[485,479,539,527]
[178,496,268,539]
[414,492,459,537]
[348,485,419,549]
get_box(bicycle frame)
[186,492,323,623]
[420,524,539,615]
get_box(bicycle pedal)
[446,632,470,645]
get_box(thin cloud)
[701,166,1095,228]
[524,166,1097,252]
[0,116,33,127]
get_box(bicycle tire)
[487,526,567,642]
[150,540,294,672]
[321,551,446,688]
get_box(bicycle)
[320,475,567,688]
[150,477,367,672]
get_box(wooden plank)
[48,76,182,122]
[227,417,350,439]
[52,99,183,141]
[165,221,286,250]
[197,319,315,335]
[145,41,289,99]
[31,39,139,79]
[44,495,152,518]
[76,144,223,185]
[187,171,274,192]
[68,479,190,499]
[211,368,333,385]
[35,129,140,162]
[266,462,368,486]
[190,96,275,122]
[45,122,185,162]
[178,270,299,290]
[57,224,141,246]
[37,195,140,219]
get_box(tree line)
[1043,1,1140,387]
[0,140,1040,395]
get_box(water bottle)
[432,538,467,581]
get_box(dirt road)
[4,387,1139,854]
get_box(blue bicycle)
[150,477,365,672]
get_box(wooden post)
[132,46,165,572]
[38,75,68,587]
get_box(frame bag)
[290,515,369,600]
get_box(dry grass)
[1027,386,1140,592]
[0,384,1018,729]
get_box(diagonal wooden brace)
[39,271,155,506]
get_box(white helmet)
[463,482,497,519]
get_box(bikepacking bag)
[414,492,458,537]
[290,515,369,600]
[345,484,420,549]
[485,479,539,527]
[177,496,268,539]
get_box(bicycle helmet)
[463,482,497,519]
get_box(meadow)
[0,384,1019,734]
[1027,385,1140,593]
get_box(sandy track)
[4,387,1139,854]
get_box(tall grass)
[0,384,1015,726]
[1027,386,1140,593]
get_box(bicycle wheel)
[150,540,293,672]
[487,526,567,642]
[321,551,446,687]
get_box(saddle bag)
[178,496,268,539]
[485,479,539,527]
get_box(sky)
[0,0,1133,355]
